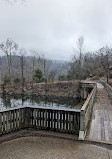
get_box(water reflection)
[0,95,81,110]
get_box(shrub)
[3,75,11,84]
[13,78,20,84]
[58,74,67,81]
[33,69,46,83]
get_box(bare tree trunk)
[30,50,38,94]
[107,63,109,83]
[32,57,35,94]
[20,55,24,95]
[106,51,110,83]
[0,39,18,82]
[77,36,84,81]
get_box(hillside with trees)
[0,38,112,96]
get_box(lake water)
[0,96,81,111]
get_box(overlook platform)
[0,81,112,159]
[0,130,112,159]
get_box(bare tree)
[48,70,57,83]
[76,36,84,80]
[37,54,52,82]
[0,56,3,82]
[99,46,112,83]
[44,60,52,82]
[19,48,26,95]
[68,36,85,80]
[41,54,47,78]
[30,50,38,93]
[43,54,46,76]
[69,45,112,82]
[0,38,18,80]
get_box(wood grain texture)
[87,83,112,142]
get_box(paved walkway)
[87,83,112,142]
[0,132,112,159]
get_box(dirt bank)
[0,81,80,99]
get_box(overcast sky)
[0,0,112,60]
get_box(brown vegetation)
[0,81,80,99]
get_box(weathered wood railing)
[0,106,80,135]
[0,107,27,135]
[0,83,97,139]
[104,83,112,100]
[79,84,97,140]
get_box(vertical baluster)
[69,113,71,133]
[13,110,15,131]
[37,109,39,129]
[34,109,36,129]
[0,113,2,135]
[66,112,68,133]
[16,110,18,130]
[71,113,73,133]
[45,110,47,129]
[22,108,24,128]
[30,109,33,128]
[51,110,53,130]
[26,108,29,128]
[7,111,10,132]
[48,110,50,129]
[54,111,56,130]
[57,111,59,131]
[63,111,65,132]
[72,113,75,133]
[3,112,5,134]
[42,110,44,129]
[19,109,22,129]
[6,111,9,133]
[9,111,12,132]
[40,110,42,129]
[60,111,62,132]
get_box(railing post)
[24,107,31,128]
[78,110,85,140]
[0,113,2,135]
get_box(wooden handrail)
[0,105,81,113]
[81,85,97,111]
[79,84,97,140]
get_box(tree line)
[0,37,112,90]
[0,38,69,94]
[67,37,112,83]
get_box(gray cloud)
[0,0,112,60]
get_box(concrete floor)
[0,135,112,159]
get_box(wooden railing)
[0,107,27,135]
[78,84,97,140]
[0,106,80,135]
[0,83,97,139]
[104,83,112,100]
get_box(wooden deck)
[87,83,112,142]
